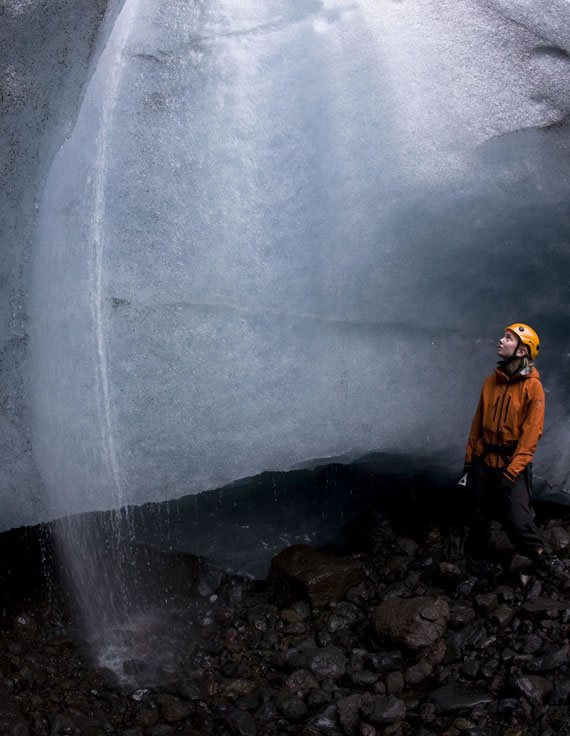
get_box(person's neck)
[501,357,522,376]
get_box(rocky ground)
[0,510,569,736]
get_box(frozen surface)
[1,0,569,529]
[0,0,120,529]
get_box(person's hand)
[500,474,515,491]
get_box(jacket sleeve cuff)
[502,471,516,487]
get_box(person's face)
[497,329,526,360]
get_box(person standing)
[460,323,565,587]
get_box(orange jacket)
[465,365,545,482]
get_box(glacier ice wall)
[0,0,124,530]
[3,0,570,529]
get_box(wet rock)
[522,632,543,654]
[223,709,257,736]
[345,583,371,607]
[307,688,332,708]
[423,639,446,666]
[448,604,475,627]
[521,598,570,615]
[336,694,362,735]
[348,669,379,687]
[549,678,570,705]
[371,597,449,650]
[13,613,37,643]
[309,647,347,681]
[369,651,404,674]
[530,644,570,672]
[254,701,276,721]
[273,691,307,720]
[157,694,192,723]
[515,675,553,705]
[417,702,436,723]
[134,705,160,729]
[544,525,570,553]
[269,546,366,608]
[327,602,363,633]
[384,556,411,579]
[379,584,410,601]
[491,605,515,629]
[306,704,339,734]
[437,562,462,580]
[460,659,480,679]
[281,608,305,624]
[405,660,432,685]
[474,593,498,613]
[385,671,404,695]
[285,669,319,698]
[427,683,493,713]
[360,695,405,725]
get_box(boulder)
[371,597,449,650]
[269,545,365,607]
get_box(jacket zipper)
[503,396,511,423]
[495,379,510,468]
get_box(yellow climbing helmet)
[505,323,540,360]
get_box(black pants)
[464,461,550,572]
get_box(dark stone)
[371,597,449,650]
[348,669,379,687]
[515,676,553,705]
[460,659,479,679]
[254,702,277,721]
[268,545,366,608]
[157,694,192,723]
[327,603,363,633]
[543,525,570,553]
[223,709,257,736]
[307,688,332,708]
[285,670,319,698]
[369,651,404,673]
[474,593,498,613]
[530,645,570,672]
[360,695,405,725]
[405,661,432,685]
[385,671,404,695]
[521,598,570,614]
[522,633,543,654]
[337,694,362,735]
[427,683,493,713]
[273,692,308,720]
[449,604,475,627]
[491,605,515,629]
[549,678,570,705]
[309,647,347,681]
[306,704,339,735]
[417,702,435,723]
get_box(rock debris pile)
[0,512,569,736]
